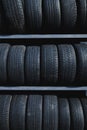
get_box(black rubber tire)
[58,44,76,84]
[26,95,42,130]
[21,0,24,7]
[60,0,77,29]
[0,1,9,33]
[25,46,40,85]
[2,0,25,32]
[0,44,10,83]
[7,45,26,84]
[74,44,87,84]
[0,95,12,130]
[25,0,42,31]
[43,95,58,130]
[0,17,1,31]
[41,45,58,84]
[69,98,84,130]
[81,99,87,130]
[76,0,86,27]
[10,95,27,130]
[59,98,70,130]
[43,0,61,30]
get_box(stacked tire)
[0,0,87,33]
[0,43,87,85]
[0,0,86,129]
[0,95,87,130]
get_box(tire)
[43,0,61,30]
[69,98,84,130]
[59,98,70,130]
[58,44,76,84]
[10,95,27,130]
[0,4,2,31]
[7,45,26,85]
[2,0,25,32]
[0,44,10,83]
[74,44,87,84]
[25,0,42,31]
[41,45,58,85]
[0,95,12,130]
[43,95,58,130]
[0,1,5,33]
[0,1,9,33]
[76,0,86,27]
[21,0,24,7]
[26,95,42,130]
[25,46,40,85]
[81,99,87,130]
[60,0,77,29]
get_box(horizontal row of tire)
[0,95,87,130]
[0,43,87,85]
[0,0,87,33]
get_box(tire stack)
[0,95,87,130]
[0,1,87,130]
[0,43,87,86]
[0,0,86,33]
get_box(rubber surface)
[10,95,27,130]
[0,3,2,31]
[43,0,61,30]
[0,44,10,83]
[7,45,26,84]
[43,95,58,130]
[25,46,40,85]
[69,98,84,130]
[26,95,42,130]
[0,1,9,33]
[81,98,87,130]
[58,44,76,84]
[60,0,77,29]
[74,44,87,83]
[2,0,25,32]
[25,0,42,31]
[76,0,86,26]
[59,98,70,130]
[41,45,58,84]
[0,95,12,130]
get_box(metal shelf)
[0,86,87,91]
[0,34,87,39]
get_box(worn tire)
[58,44,76,84]
[0,3,2,31]
[43,95,58,130]
[25,0,42,31]
[60,0,77,29]
[74,44,87,84]
[81,99,87,130]
[0,95,12,130]
[10,95,27,130]
[69,98,84,130]
[41,45,58,84]
[59,98,70,130]
[2,0,25,32]
[43,0,61,30]
[26,95,42,130]
[76,0,86,27]
[0,44,10,83]
[25,46,40,85]
[7,45,26,84]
